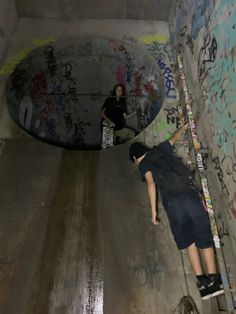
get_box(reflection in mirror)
[6,37,164,150]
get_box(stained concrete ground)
[0,138,223,314]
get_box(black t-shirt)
[139,141,193,201]
[139,141,172,183]
[101,97,127,130]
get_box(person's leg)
[186,243,204,275]
[125,125,138,136]
[200,247,217,274]
[186,191,217,275]
[186,243,216,299]
[115,128,135,143]
[173,191,223,299]
[201,247,224,296]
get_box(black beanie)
[129,142,150,162]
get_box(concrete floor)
[0,138,222,313]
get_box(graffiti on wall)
[109,37,170,128]
[158,59,176,99]
[203,3,236,225]
[212,141,236,219]
[170,2,236,300]
[169,0,215,52]
[135,33,182,142]
[170,0,236,218]
[198,29,217,82]
[164,106,180,128]
[6,37,165,148]
[137,35,176,102]
[0,37,56,76]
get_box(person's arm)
[101,108,109,120]
[101,109,115,126]
[145,171,160,225]
[169,122,189,145]
[124,111,137,119]
[120,100,136,119]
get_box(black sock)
[196,275,208,285]
[208,273,217,279]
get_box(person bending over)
[129,124,224,300]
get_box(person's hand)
[151,215,160,225]
[103,119,115,127]
[182,122,189,131]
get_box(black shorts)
[163,189,214,250]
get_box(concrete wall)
[0,0,18,151]
[15,0,173,21]
[0,0,17,63]
[169,0,236,296]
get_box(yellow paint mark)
[33,37,56,47]
[138,34,169,44]
[0,47,32,75]
[0,37,56,76]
